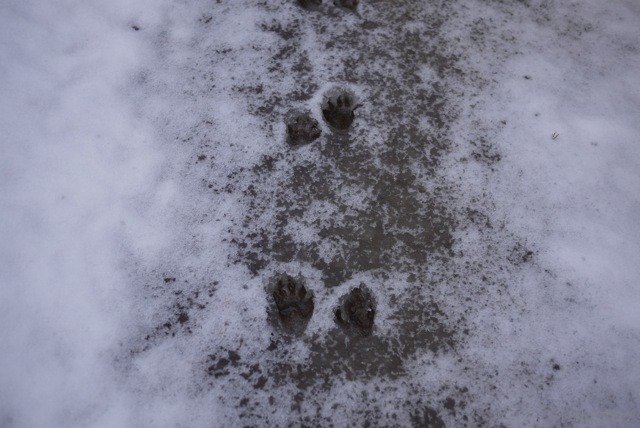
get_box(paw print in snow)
[335,283,376,335]
[272,274,315,331]
[285,110,322,146]
[322,88,359,131]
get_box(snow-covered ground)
[1,0,639,426]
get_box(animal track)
[272,274,315,332]
[285,110,322,146]
[322,88,359,131]
[335,283,376,335]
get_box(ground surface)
[1,0,640,427]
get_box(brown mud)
[223,1,475,423]
[122,0,585,425]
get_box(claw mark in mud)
[335,283,376,335]
[322,87,359,131]
[285,109,322,146]
[271,274,315,333]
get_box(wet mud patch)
[264,283,460,389]
[119,0,595,425]
[225,2,476,405]
[229,1,473,287]
[236,131,457,286]
[196,281,467,425]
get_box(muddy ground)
[120,0,624,426]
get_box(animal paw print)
[273,274,315,331]
[335,283,376,335]
[322,88,359,131]
[285,110,322,146]
[334,0,359,10]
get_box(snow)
[1,0,639,426]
